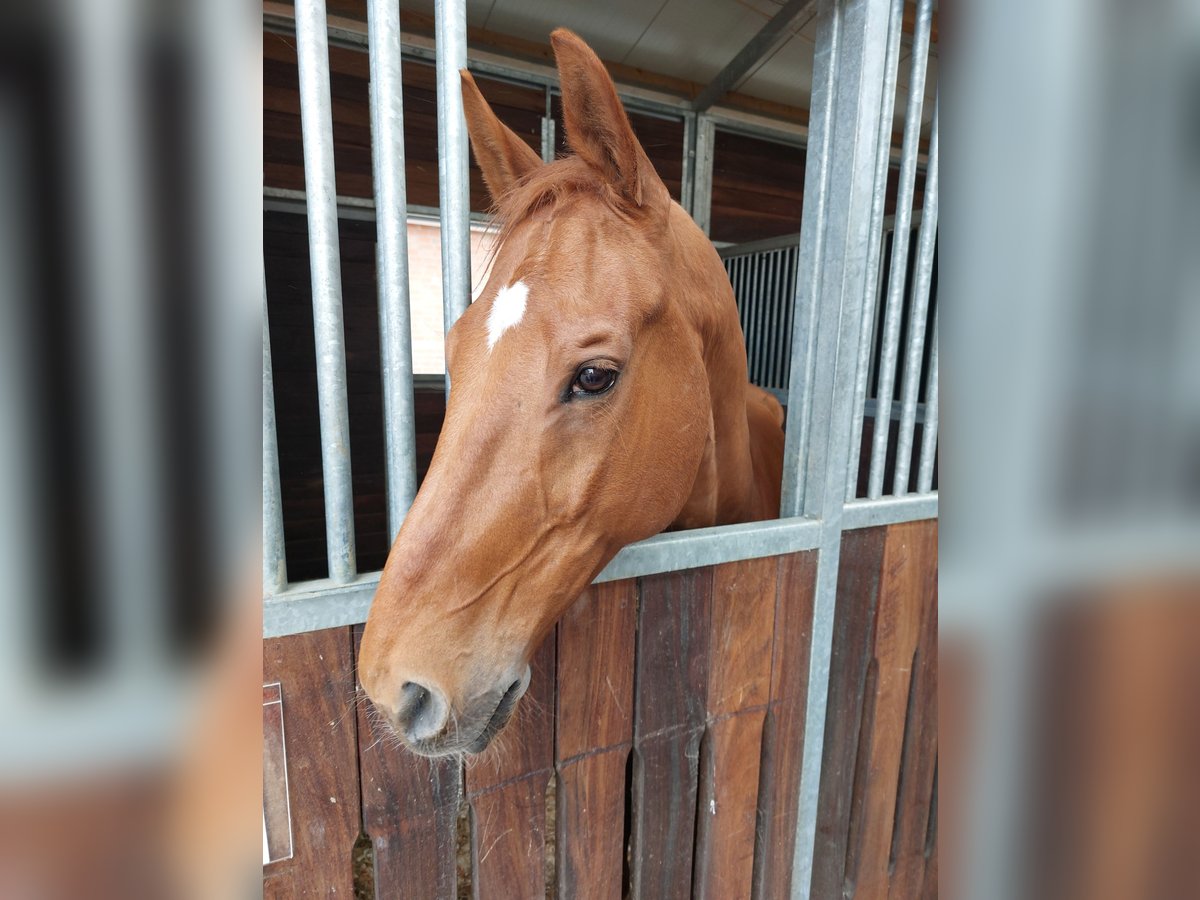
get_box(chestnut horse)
[359,29,784,756]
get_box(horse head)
[359,29,780,756]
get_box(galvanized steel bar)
[263,295,288,596]
[434,0,471,391]
[750,248,767,383]
[767,250,782,386]
[263,516,825,638]
[866,0,933,498]
[74,0,165,669]
[295,0,357,581]
[773,249,791,389]
[917,305,939,493]
[368,0,418,541]
[845,0,906,499]
[681,112,696,215]
[841,493,938,529]
[692,114,716,234]
[783,0,892,897]
[892,97,938,495]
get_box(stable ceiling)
[400,0,939,127]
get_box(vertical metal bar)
[692,114,716,234]
[865,0,933,498]
[74,0,165,668]
[263,293,288,595]
[750,250,766,383]
[782,0,891,897]
[681,112,697,215]
[844,0,905,499]
[296,0,357,582]
[435,0,471,393]
[774,248,790,389]
[778,247,797,389]
[891,97,938,495]
[368,0,418,541]
[766,250,782,387]
[917,305,939,493]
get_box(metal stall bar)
[681,112,697,215]
[783,0,891,896]
[295,0,357,582]
[435,0,472,395]
[263,295,288,595]
[368,0,418,540]
[865,0,933,498]
[891,97,938,495]
[845,0,905,499]
[692,114,716,235]
[917,305,939,493]
[75,0,165,670]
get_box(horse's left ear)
[460,70,543,201]
[551,29,669,214]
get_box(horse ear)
[460,70,543,201]
[550,29,668,211]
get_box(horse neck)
[667,204,762,525]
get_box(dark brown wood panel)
[810,528,888,900]
[888,530,938,900]
[466,632,556,899]
[630,569,712,900]
[555,580,638,900]
[852,520,936,899]
[752,550,818,899]
[353,626,463,900]
[693,557,778,899]
[262,628,361,899]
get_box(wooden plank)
[693,557,778,900]
[262,628,361,899]
[852,519,938,900]
[810,528,887,900]
[354,626,462,900]
[466,631,556,900]
[888,523,939,900]
[752,550,818,900]
[555,580,638,900]
[630,568,712,900]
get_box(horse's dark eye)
[572,366,618,396]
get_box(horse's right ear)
[460,70,543,201]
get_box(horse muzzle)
[371,665,532,757]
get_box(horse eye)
[571,366,618,396]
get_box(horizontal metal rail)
[842,493,938,530]
[264,516,824,638]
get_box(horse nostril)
[400,681,429,718]
[394,680,445,743]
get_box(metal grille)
[721,237,801,395]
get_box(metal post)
[295,0,357,582]
[916,305,939,493]
[263,294,288,595]
[434,0,471,393]
[781,0,891,897]
[681,112,697,215]
[692,114,716,234]
[845,0,905,499]
[541,85,556,164]
[892,97,938,495]
[368,0,418,541]
[865,0,933,498]
[73,0,164,669]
